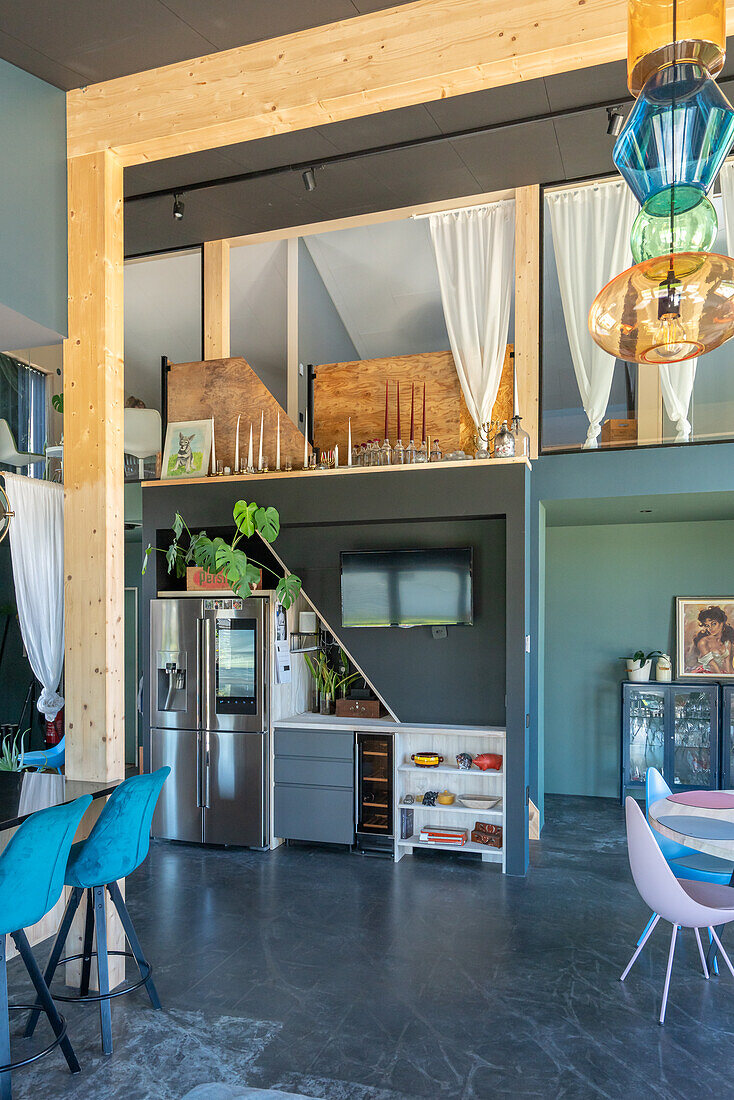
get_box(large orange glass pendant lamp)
[628,0,725,95]
[588,252,734,364]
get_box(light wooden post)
[637,364,663,445]
[203,239,230,359]
[514,185,541,459]
[64,149,126,985]
[287,237,299,424]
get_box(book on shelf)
[419,826,467,845]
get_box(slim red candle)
[422,382,426,443]
[396,380,401,439]
[410,383,415,441]
[384,380,389,440]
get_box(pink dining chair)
[622,796,734,1024]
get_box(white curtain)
[4,475,64,721]
[428,201,515,432]
[659,360,696,441]
[547,181,638,448]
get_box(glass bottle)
[511,415,530,458]
[415,440,428,463]
[368,440,379,466]
[405,439,417,464]
[380,438,392,465]
[429,438,442,463]
[351,444,360,467]
[494,421,515,457]
[392,438,405,464]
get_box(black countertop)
[0,772,119,831]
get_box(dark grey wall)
[0,59,67,340]
[142,462,530,873]
[276,517,505,726]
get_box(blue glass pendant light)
[613,60,734,210]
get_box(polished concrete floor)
[8,795,734,1099]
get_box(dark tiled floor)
[8,795,734,1099]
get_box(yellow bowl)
[437,790,455,805]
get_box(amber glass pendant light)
[628,0,725,96]
[589,252,734,364]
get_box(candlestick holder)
[392,439,405,464]
[429,439,442,463]
[380,439,391,465]
[415,441,428,463]
[405,440,416,464]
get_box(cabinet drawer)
[274,756,353,788]
[275,783,354,845]
[274,728,353,761]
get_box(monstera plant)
[143,500,302,609]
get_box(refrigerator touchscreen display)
[215,618,257,714]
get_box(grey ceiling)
[3,4,734,256]
[0,0,416,89]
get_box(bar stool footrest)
[50,951,152,1004]
[0,1004,71,1071]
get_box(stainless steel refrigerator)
[150,595,268,846]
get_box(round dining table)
[649,790,734,864]
[648,790,734,971]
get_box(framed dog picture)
[162,419,213,480]
[676,597,734,680]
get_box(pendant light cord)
[669,0,678,268]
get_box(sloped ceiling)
[304,218,449,361]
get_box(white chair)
[622,796,734,1023]
[0,420,44,470]
[124,408,162,479]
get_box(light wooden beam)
[67,0,635,166]
[203,239,230,359]
[514,185,540,460]
[64,149,125,785]
[637,363,663,445]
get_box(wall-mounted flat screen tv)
[340,548,473,628]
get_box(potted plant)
[143,500,301,609]
[304,650,360,715]
[620,650,661,682]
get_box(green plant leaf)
[276,573,301,610]
[142,544,153,575]
[173,512,185,539]
[255,505,280,543]
[51,393,63,414]
[233,500,258,538]
[165,541,179,574]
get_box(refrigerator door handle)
[201,616,213,731]
[205,732,211,809]
[196,730,202,808]
[196,618,203,730]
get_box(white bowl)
[458,796,500,810]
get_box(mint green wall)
[0,59,67,338]
[545,519,734,798]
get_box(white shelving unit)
[393,727,506,868]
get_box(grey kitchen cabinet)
[274,726,355,845]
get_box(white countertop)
[273,712,505,736]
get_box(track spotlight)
[302,168,317,192]
[606,106,625,138]
[172,192,185,220]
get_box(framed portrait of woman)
[676,598,734,680]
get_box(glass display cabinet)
[621,682,719,802]
[720,686,734,788]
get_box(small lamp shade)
[589,252,734,364]
[627,0,725,96]
[630,193,718,263]
[613,62,734,210]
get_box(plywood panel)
[315,348,513,456]
[167,356,310,471]
[66,0,637,165]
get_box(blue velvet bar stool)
[0,794,92,1100]
[25,768,170,1056]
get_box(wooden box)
[601,418,637,446]
[335,698,383,719]
[186,567,263,592]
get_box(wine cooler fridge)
[355,732,394,855]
